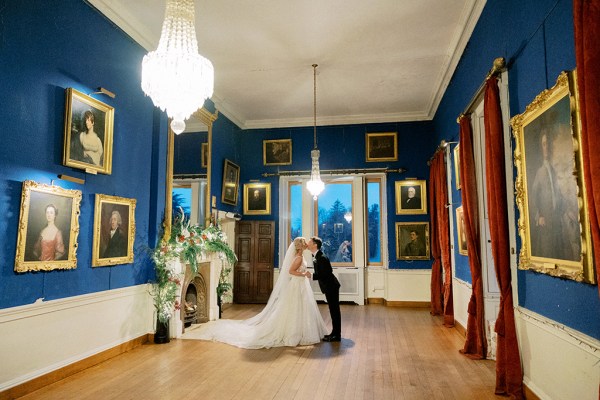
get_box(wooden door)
[234,221,274,303]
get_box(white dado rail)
[167,252,223,339]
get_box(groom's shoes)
[323,335,341,342]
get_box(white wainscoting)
[452,277,472,330]
[515,308,600,400]
[384,269,431,302]
[0,285,153,391]
[309,267,365,305]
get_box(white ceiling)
[88,0,485,130]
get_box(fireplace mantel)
[168,253,223,338]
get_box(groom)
[307,236,341,342]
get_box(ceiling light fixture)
[306,64,324,200]
[141,0,214,134]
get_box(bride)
[185,237,327,348]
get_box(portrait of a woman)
[32,204,66,261]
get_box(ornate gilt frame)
[221,159,240,206]
[263,139,292,165]
[366,132,398,162]
[92,194,136,267]
[511,70,595,284]
[243,182,271,215]
[395,222,430,260]
[395,179,427,215]
[15,180,82,272]
[63,88,114,175]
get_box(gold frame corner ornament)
[511,70,595,284]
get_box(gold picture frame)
[92,194,136,267]
[263,139,292,165]
[511,70,594,284]
[454,144,461,190]
[395,179,427,215]
[221,159,240,206]
[201,142,208,168]
[396,222,430,260]
[366,132,398,162]
[455,206,467,256]
[243,182,271,215]
[63,88,114,175]
[14,180,82,272]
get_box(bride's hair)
[293,237,306,252]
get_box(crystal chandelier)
[306,64,324,200]
[141,0,214,134]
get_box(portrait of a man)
[524,97,580,262]
[221,159,240,206]
[243,183,271,215]
[396,222,430,260]
[395,180,427,215]
[92,194,135,267]
[402,186,422,209]
[101,209,128,258]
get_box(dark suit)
[404,196,421,209]
[312,250,341,337]
[102,228,127,258]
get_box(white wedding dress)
[183,243,327,349]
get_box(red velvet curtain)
[429,150,454,325]
[429,153,444,316]
[574,0,600,294]
[484,78,524,399]
[458,115,486,359]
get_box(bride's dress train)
[183,245,327,349]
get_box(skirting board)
[367,298,430,308]
[0,334,150,400]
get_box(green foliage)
[151,208,237,323]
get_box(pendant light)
[306,64,324,200]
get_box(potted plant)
[151,208,237,343]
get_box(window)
[316,182,353,265]
[366,178,382,265]
[289,182,303,246]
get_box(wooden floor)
[19,304,501,400]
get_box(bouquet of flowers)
[151,208,237,323]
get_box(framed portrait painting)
[453,144,461,190]
[455,206,467,256]
[221,159,240,206]
[63,88,114,175]
[14,180,82,272]
[395,222,430,260]
[92,194,136,267]
[395,179,427,215]
[201,142,208,168]
[263,139,292,166]
[366,132,397,162]
[243,182,271,215]
[511,70,594,284]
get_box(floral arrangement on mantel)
[151,208,237,323]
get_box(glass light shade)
[141,0,214,134]
[307,149,324,200]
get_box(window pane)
[289,183,302,244]
[172,187,192,220]
[367,180,382,264]
[317,183,353,264]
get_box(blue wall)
[174,132,207,175]
[238,122,435,269]
[432,0,599,339]
[0,1,167,309]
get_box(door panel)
[234,221,274,303]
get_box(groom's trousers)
[325,286,341,336]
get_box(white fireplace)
[167,253,223,338]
